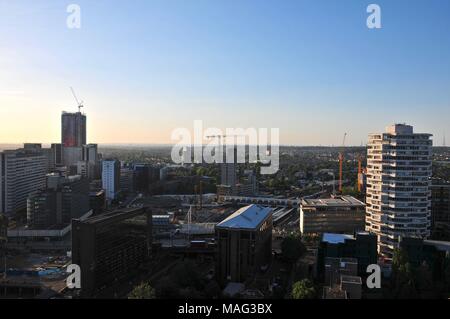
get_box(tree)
[291,279,315,299]
[128,282,156,299]
[394,262,418,299]
[415,261,436,298]
[391,249,418,299]
[155,260,207,299]
[172,260,205,290]
[392,248,408,272]
[281,234,306,262]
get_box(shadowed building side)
[71,207,152,297]
[215,204,272,285]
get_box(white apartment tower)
[365,124,432,258]
[102,159,120,201]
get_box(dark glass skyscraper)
[61,111,87,147]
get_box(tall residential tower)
[102,159,120,201]
[365,124,432,258]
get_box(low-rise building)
[322,258,362,299]
[317,232,378,280]
[300,195,365,234]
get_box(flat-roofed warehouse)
[71,207,152,297]
[215,204,272,285]
[300,196,365,235]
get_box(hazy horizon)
[1,0,449,145]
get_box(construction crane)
[338,133,347,193]
[70,87,84,112]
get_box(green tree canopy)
[291,279,316,299]
[128,282,156,299]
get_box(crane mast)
[338,133,347,193]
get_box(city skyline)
[2,0,450,303]
[1,0,449,146]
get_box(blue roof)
[322,233,354,244]
[216,205,272,230]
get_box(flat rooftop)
[78,207,148,225]
[340,275,362,284]
[216,204,272,230]
[302,196,365,207]
[424,239,450,252]
[322,233,354,244]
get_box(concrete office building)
[61,111,86,147]
[218,147,238,195]
[221,162,237,188]
[89,190,106,215]
[51,143,63,167]
[76,161,96,180]
[133,164,160,192]
[365,124,432,258]
[431,179,450,240]
[63,146,83,167]
[23,143,56,173]
[0,147,47,215]
[300,196,366,234]
[82,144,100,179]
[120,168,135,194]
[82,144,99,163]
[72,207,152,297]
[27,174,89,228]
[215,204,272,284]
[102,159,120,201]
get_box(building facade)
[72,207,152,297]
[120,168,135,194]
[27,174,90,228]
[215,204,272,285]
[102,159,120,201]
[0,148,47,215]
[365,124,432,258]
[300,196,366,235]
[61,111,87,147]
[431,179,450,240]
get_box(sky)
[0,0,449,146]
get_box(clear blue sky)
[0,0,449,145]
